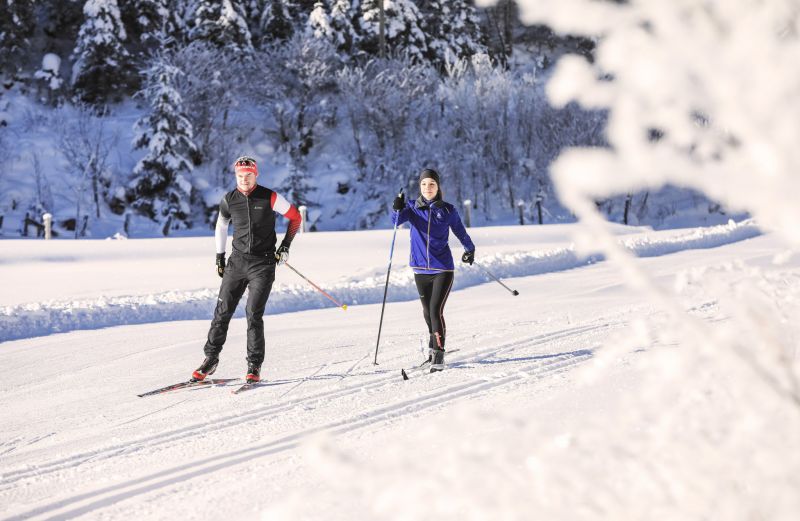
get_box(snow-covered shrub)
[334,56,438,228]
[54,103,119,237]
[170,41,250,187]
[438,55,605,220]
[33,53,64,106]
[255,34,342,207]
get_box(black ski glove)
[392,192,405,211]
[461,250,475,265]
[275,243,290,265]
[216,253,226,278]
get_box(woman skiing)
[392,168,475,372]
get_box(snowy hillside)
[1,223,798,520]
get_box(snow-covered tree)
[55,103,119,234]
[335,57,438,227]
[307,2,330,39]
[71,0,133,105]
[187,0,253,52]
[416,0,485,67]
[307,0,357,56]
[510,0,800,516]
[258,34,341,206]
[122,0,173,49]
[260,0,295,44]
[128,56,199,233]
[0,0,36,77]
[355,0,427,62]
[169,41,246,187]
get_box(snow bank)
[0,220,760,343]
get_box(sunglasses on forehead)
[235,156,256,166]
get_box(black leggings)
[414,271,454,351]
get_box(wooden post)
[536,190,544,225]
[463,199,472,227]
[517,200,525,225]
[623,193,632,225]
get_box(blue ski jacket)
[392,196,475,274]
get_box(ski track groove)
[5,349,596,521]
[0,321,615,507]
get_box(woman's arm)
[449,207,475,252]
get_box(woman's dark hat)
[419,168,440,185]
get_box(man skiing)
[192,156,302,383]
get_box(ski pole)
[473,261,519,296]
[284,261,348,311]
[373,189,403,365]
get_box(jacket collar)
[415,196,445,210]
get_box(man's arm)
[215,196,232,254]
[270,191,301,245]
[215,196,232,277]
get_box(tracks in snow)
[1,321,614,520]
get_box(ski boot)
[430,348,445,373]
[191,356,219,382]
[246,362,261,383]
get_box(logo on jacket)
[254,206,263,210]
[436,212,443,219]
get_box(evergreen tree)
[242,0,268,41]
[71,0,133,105]
[307,2,331,40]
[260,0,294,44]
[306,0,356,55]
[128,57,199,232]
[187,0,253,52]
[287,0,318,22]
[417,0,485,67]
[41,0,84,41]
[355,0,427,62]
[121,0,173,49]
[0,0,36,77]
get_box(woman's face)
[420,178,438,200]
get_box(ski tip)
[401,369,409,381]
[512,290,519,296]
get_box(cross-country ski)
[137,378,240,397]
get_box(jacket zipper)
[246,193,252,253]
[426,206,432,269]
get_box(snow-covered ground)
[1,222,798,520]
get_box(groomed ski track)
[0,229,786,520]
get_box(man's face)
[236,171,257,191]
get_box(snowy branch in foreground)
[512,0,800,247]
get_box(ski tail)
[137,378,239,397]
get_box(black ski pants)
[414,271,454,351]
[204,252,276,366]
